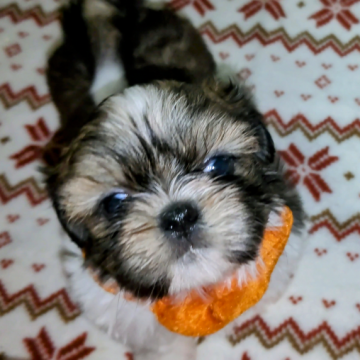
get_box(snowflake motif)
[23,327,95,360]
[170,0,215,16]
[9,118,51,169]
[309,0,360,30]
[279,144,339,201]
[238,0,286,20]
[241,352,251,360]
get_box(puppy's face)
[48,81,277,299]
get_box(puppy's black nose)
[160,202,199,236]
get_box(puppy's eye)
[203,155,235,177]
[102,192,128,215]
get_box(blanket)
[0,0,359,359]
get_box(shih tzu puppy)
[44,0,305,359]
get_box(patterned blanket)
[1,0,360,359]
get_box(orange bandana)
[86,206,293,337]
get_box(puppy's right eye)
[102,192,128,215]
[203,155,235,177]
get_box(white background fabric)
[0,0,360,359]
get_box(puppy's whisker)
[106,291,120,337]
[125,225,157,237]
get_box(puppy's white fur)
[90,57,127,104]
[62,208,305,360]
[62,237,197,359]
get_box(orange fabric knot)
[86,206,293,337]
[151,206,293,336]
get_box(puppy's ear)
[250,114,275,163]
[46,170,89,248]
[205,78,275,163]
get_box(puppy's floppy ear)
[45,169,90,248]
[250,113,275,163]
[205,78,275,163]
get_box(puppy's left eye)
[102,192,128,215]
[203,155,235,177]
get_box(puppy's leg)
[44,1,97,167]
[47,1,96,131]
[44,0,126,165]
[135,336,197,360]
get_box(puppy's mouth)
[159,201,206,258]
[163,225,206,258]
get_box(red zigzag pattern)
[199,21,360,57]
[0,280,80,322]
[0,173,48,207]
[0,3,59,27]
[230,315,360,359]
[0,83,51,111]
[264,109,360,143]
[310,209,360,241]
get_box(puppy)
[44,1,305,359]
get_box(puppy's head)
[47,80,277,299]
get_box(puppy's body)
[47,0,215,134]
[45,1,305,359]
